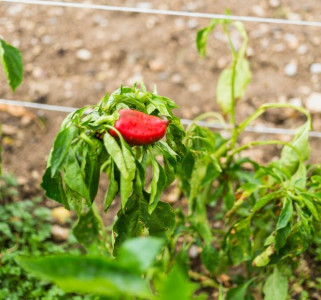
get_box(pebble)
[298,86,311,95]
[188,245,199,258]
[8,4,24,16]
[41,35,52,45]
[269,0,280,8]
[310,63,321,74]
[171,73,183,84]
[76,49,92,61]
[289,97,302,107]
[187,19,198,29]
[51,207,72,225]
[273,43,285,52]
[297,44,308,55]
[2,124,19,136]
[188,83,202,93]
[306,93,321,113]
[175,19,185,30]
[92,14,109,27]
[136,2,152,9]
[284,33,299,49]
[51,225,69,242]
[284,62,297,77]
[149,59,164,71]
[251,5,265,17]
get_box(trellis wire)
[1,0,321,28]
[1,98,321,138]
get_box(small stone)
[284,62,297,77]
[136,2,152,9]
[51,207,72,224]
[51,225,69,242]
[251,5,265,17]
[278,95,287,103]
[8,4,24,15]
[273,43,285,52]
[269,0,280,8]
[32,67,45,79]
[93,14,109,27]
[217,57,229,69]
[298,86,311,95]
[297,44,308,55]
[17,176,28,185]
[32,45,42,56]
[287,12,302,21]
[171,73,183,84]
[289,97,302,107]
[188,83,202,93]
[310,63,321,74]
[306,93,321,112]
[188,245,199,258]
[71,39,83,48]
[76,49,92,61]
[41,35,52,45]
[31,170,40,180]
[2,124,19,136]
[146,16,158,29]
[246,47,254,57]
[149,59,164,71]
[174,19,185,30]
[187,19,198,29]
[284,33,299,49]
[157,72,169,80]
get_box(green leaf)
[275,222,292,251]
[50,125,78,176]
[200,244,219,274]
[276,198,293,230]
[113,193,175,252]
[120,173,133,210]
[41,167,68,209]
[103,132,129,179]
[0,39,23,91]
[263,268,288,300]
[188,156,209,213]
[226,279,253,300]
[217,58,251,114]
[117,237,164,273]
[73,207,106,252]
[16,255,152,298]
[149,156,166,214]
[64,148,90,204]
[219,285,225,300]
[300,195,320,221]
[251,192,279,214]
[196,19,219,57]
[159,265,197,300]
[279,121,311,174]
[226,219,252,265]
[253,245,274,267]
[104,162,119,212]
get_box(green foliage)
[14,15,321,300]
[0,174,91,299]
[0,39,23,91]
[41,84,185,252]
[263,268,288,300]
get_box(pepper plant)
[15,17,321,300]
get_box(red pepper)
[109,109,169,146]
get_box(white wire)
[1,98,321,138]
[2,0,321,27]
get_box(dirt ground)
[1,0,321,199]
